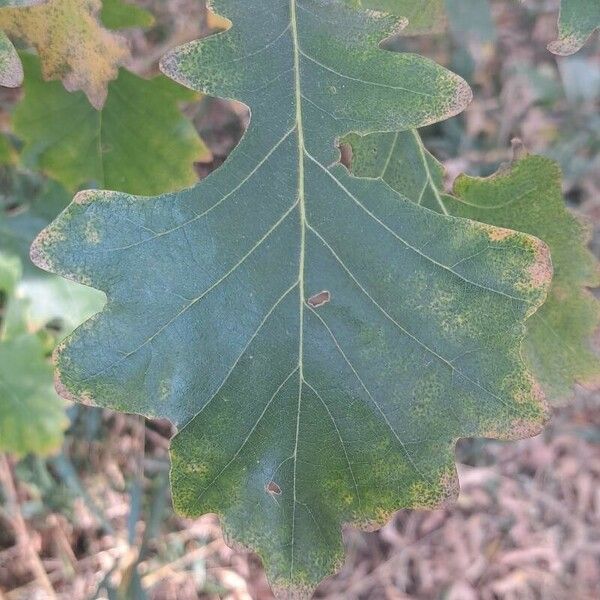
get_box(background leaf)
[0,0,129,108]
[100,0,154,30]
[346,131,600,403]
[0,169,104,456]
[0,328,68,456]
[548,0,600,56]
[31,1,553,594]
[13,53,210,196]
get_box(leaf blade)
[32,0,551,592]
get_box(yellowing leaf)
[0,0,129,108]
[0,0,46,87]
[346,131,600,404]
[100,0,154,30]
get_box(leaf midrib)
[289,0,306,578]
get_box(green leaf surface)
[0,251,20,297]
[101,0,154,30]
[32,1,551,593]
[548,0,600,56]
[347,131,600,403]
[14,54,210,196]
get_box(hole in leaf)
[266,481,282,495]
[307,290,331,308]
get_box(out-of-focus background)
[0,0,599,598]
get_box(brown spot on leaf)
[487,226,513,241]
[338,142,353,170]
[308,290,331,308]
[529,239,553,289]
[266,481,281,495]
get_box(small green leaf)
[13,53,210,196]
[0,251,20,296]
[101,0,154,30]
[0,134,17,165]
[0,331,68,456]
[33,1,551,593]
[346,131,600,403]
[0,170,104,456]
[548,0,600,56]
[452,156,600,402]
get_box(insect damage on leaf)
[32,0,551,595]
[548,0,600,56]
[345,130,600,404]
[0,0,129,108]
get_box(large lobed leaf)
[346,131,600,403]
[0,0,129,108]
[14,53,210,196]
[32,0,551,593]
[548,0,600,56]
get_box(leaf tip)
[547,36,581,56]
